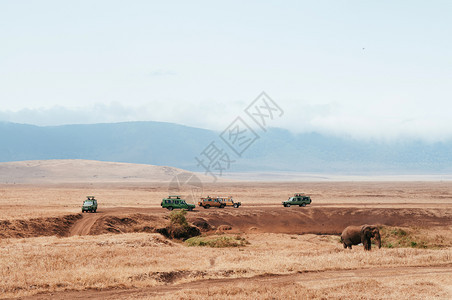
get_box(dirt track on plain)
[68,212,100,236]
[23,264,452,299]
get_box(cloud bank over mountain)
[2,2,452,143]
[1,121,451,175]
[1,99,451,143]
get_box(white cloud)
[1,1,452,144]
[269,97,452,142]
[1,98,452,143]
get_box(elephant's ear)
[361,225,372,238]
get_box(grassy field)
[1,181,452,219]
[0,182,451,299]
[1,232,452,299]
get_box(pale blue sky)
[1,1,452,140]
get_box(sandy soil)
[1,181,451,299]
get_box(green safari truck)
[161,195,195,211]
[82,196,98,213]
[282,193,311,207]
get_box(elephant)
[341,225,381,251]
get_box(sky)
[1,1,452,141]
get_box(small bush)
[391,228,407,236]
[186,235,249,248]
[169,210,189,227]
[157,210,200,240]
[380,226,430,249]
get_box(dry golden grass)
[161,275,452,300]
[2,181,452,220]
[1,182,452,299]
[380,226,452,249]
[0,185,157,219]
[1,232,452,298]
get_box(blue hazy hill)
[0,121,451,174]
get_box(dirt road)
[24,264,452,299]
[68,212,100,236]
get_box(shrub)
[390,228,407,236]
[157,210,200,240]
[185,235,249,248]
[169,210,189,227]
[380,226,430,249]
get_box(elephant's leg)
[364,238,371,250]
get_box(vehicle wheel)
[205,205,210,209]
[301,203,306,207]
[188,207,193,211]
[286,204,290,207]
[168,206,173,211]
[220,205,225,208]
[94,209,97,213]
[233,204,238,208]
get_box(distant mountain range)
[1,121,451,174]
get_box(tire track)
[68,212,102,236]
[24,264,452,299]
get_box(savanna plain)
[1,181,452,299]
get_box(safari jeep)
[218,197,241,208]
[198,196,225,209]
[82,196,98,213]
[282,193,312,207]
[161,195,195,211]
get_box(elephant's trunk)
[375,232,381,249]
